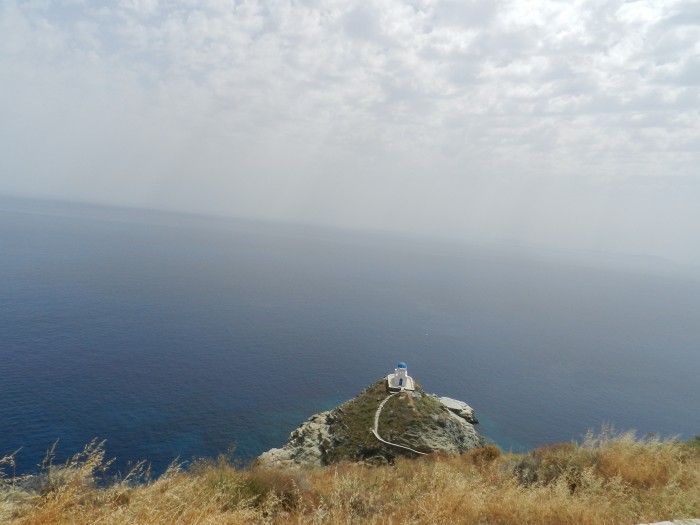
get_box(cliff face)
[257,380,484,467]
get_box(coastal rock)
[257,380,484,467]
[257,411,335,467]
[397,409,482,454]
[438,396,479,424]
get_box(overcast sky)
[1,0,699,263]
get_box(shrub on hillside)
[465,444,501,467]
[512,442,596,492]
[242,468,312,510]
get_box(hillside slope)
[257,379,483,466]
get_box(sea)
[2,195,699,476]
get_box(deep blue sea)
[2,196,699,476]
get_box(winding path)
[371,392,428,456]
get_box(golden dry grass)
[2,430,700,525]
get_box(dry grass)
[3,429,700,525]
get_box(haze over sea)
[2,196,699,476]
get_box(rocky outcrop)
[397,403,482,454]
[257,380,484,467]
[438,396,479,424]
[256,411,336,467]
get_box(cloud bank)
[1,0,699,262]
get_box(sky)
[1,0,699,264]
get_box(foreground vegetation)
[2,430,700,524]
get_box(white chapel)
[386,362,415,391]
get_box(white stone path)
[370,393,428,456]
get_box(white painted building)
[386,362,415,391]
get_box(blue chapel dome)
[397,362,407,369]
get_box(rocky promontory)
[257,380,484,467]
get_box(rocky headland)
[257,379,484,467]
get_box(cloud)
[1,0,699,263]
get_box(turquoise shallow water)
[2,196,699,475]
